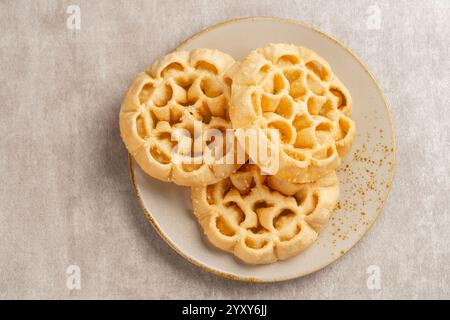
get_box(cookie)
[191,164,339,264]
[120,49,241,186]
[230,43,355,183]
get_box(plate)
[129,17,396,282]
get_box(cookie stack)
[120,44,355,264]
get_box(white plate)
[129,17,396,282]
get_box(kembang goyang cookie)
[120,49,241,186]
[230,43,355,183]
[191,164,339,264]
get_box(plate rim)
[127,16,397,283]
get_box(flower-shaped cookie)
[230,43,355,183]
[191,164,339,264]
[120,49,241,186]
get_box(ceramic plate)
[129,17,396,282]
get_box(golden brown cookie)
[230,43,355,183]
[120,49,241,186]
[191,164,339,264]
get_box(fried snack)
[120,49,241,186]
[230,43,355,183]
[191,164,339,264]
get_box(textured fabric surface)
[0,0,449,299]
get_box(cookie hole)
[221,180,233,199]
[327,146,335,158]
[307,96,325,115]
[206,185,216,205]
[199,102,212,124]
[268,120,293,143]
[316,122,332,132]
[231,175,255,196]
[149,109,158,128]
[253,200,271,211]
[156,132,177,150]
[216,216,235,237]
[338,117,351,140]
[262,73,285,95]
[224,76,232,87]
[277,55,300,65]
[250,177,257,189]
[181,162,203,172]
[273,209,296,231]
[261,94,275,112]
[293,114,313,131]
[245,237,268,249]
[313,146,335,160]
[273,73,286,94]
[307,75,324,95]
[294,129,315,148]
[294,188,309,206]
[150,105,171,123]
[260,64,270,72]
[257,64,270,79]
[279,225,301,242]
[156,132,171,140]
[161,62,184,78]
[174,76,195,106]
[136,114,147,139]
[195,61,218,74]
[319,100,335,117]
[275,96,294,119]
[138,83,154,104]
[249,225,267,235]
[169,106,183,123]
[306,60,330,81]
[178,100,192,107]
[289,80,307,99]
[285,150,307,162]
[283,69,303,83]
[311,192,319,211]
[330,88,347,110]
[200,77,222,98]
[153,84,173,107]
[150,146,170,164]
[175,75,195,90]
[224,202,245,225]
